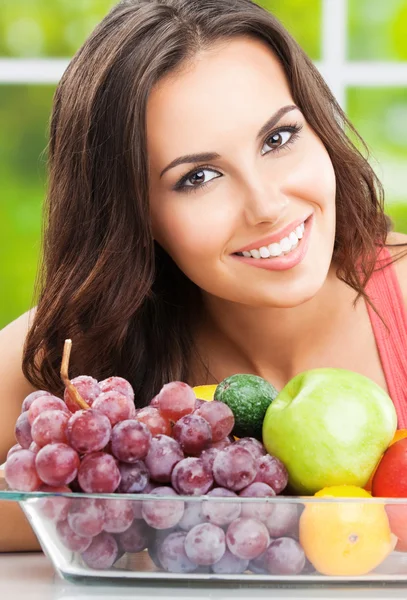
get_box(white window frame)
[0,0,406,111]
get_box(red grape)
[195,401,234,442]
[265,502,300,537]
[6,443,23,459]
[210,437,233,450]
[145,435,184,483]
[64,375,101,412]
[22,390,52,413]
[226,518,270,560]
[142,486,184,529]
[67,498,105,537]
[178,501,205,531]
[92,391,136,426]
[38,485,71,522]
[253,454,288,494]
[28,396,70,425]
[211,549,249,574]
[81,532,119,570]
[116,519,151,553]
[200,447,221,473]
[78,452,121,493]
[171,457,213,495]
[111,420,151,463]
[149,394,160,409]
[158,531,197,573]
[264,537,305,575]
[212,446,257,491]
[233,438,266,460]
[101,498,135,533]
[194,399,205,410]
[173,414,212,455]
[249,550,268,574]
[135,406,171,436]
[31,410,69,447]
[117,460,149,493]
[29,442,41,455]
[184,523,226,566]
[239,482,276,522]
[35,443,80,487]
[99,376,135,402]
[5,450,41,491]
[56,520,92,553]
[66,409,111,454]
[14,412,33,449]
[156,382,195,422]
[202,488,241,526]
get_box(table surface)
[3,553,407,600]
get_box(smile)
[232,214,314,272]
[235,221,305,259]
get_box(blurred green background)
[1,0,407,329]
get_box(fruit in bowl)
[299,485,396,576]
[262,368,397,495]
[4,340,303,577]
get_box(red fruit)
[372,438,407,497]
[385,504,407,551]
[156,382,196,422]
[136,406,171,437]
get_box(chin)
[242,275,327,309]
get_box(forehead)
[146,36,294,163]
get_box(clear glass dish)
[2,473,407,584]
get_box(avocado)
[214,374,279,440]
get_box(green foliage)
[0,0,115,57]
[256,0,322,59]
[348,0,407,61]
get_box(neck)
[195,265,360,388]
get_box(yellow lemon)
[300,485,394,576]
[315,485,372,498]
[192,384,217,401]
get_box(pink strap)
[365,246,407,428]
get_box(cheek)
[153,197,233,274]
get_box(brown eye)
[176,167,221,192]
[188,170,206,185]
[261,128,298,156]
[267,133,284,147]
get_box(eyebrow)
[159,104,299,178]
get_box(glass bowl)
[2,473,407,584]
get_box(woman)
[1,0,406,551]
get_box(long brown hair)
[22,0,401,406]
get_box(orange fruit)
[365,429,407,492]
[299,485,395,576]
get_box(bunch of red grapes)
[5,377,308,575]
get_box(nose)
[241,176,289,228]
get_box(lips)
[233,213,312,255]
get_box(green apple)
[262,368,397,495]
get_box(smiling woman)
[1,0,407,479]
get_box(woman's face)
[147,36,336,309]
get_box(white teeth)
[279,237,291,253]
[268,242,282,257]
[289,232,298,247]
[238,219,306,259]
[250,249,261,259]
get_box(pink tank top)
[364,246,407,428]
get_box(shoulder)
[0,308,37,394]
[386,231,407,305]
